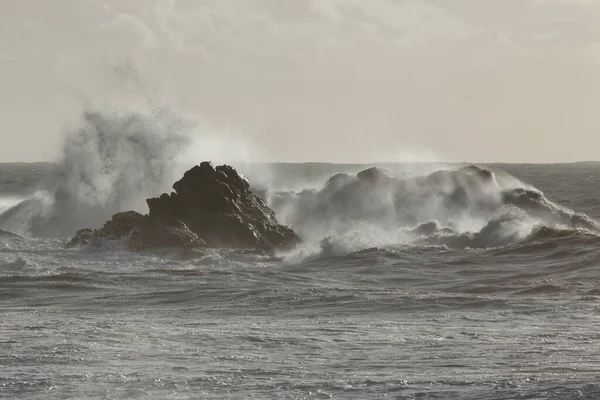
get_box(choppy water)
[2,162,600,399]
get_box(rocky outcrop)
[68,211,205,250]
[68,162,301,252]
[145,162,300,250]
[129,220,206,251]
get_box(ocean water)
[2,160,600,400]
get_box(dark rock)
[145,161,299,251]
[97,211,147,239]
[68,161,301,252]
[147,193,180,220]
[129,221,205,251]
[68,228,96,247]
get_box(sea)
[2,159,600,399]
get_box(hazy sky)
[1,0,599,163]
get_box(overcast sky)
[1,0,599,163]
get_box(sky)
[0,0,599,163]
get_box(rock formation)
[69,162,301,252]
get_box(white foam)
[0,104,260,238]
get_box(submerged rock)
[69,161,301,252]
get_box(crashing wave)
[0,106,597,254]
[266,165,600,251]
[0,108,225,237]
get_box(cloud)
[144,0,473,56]
[2,0,600,163]
[323,0,472,46]
[101,13,157,49]
[534,0,599,5]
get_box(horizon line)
[2,160,600,166]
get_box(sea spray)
[269,166,600,256]
[0,105,259,237]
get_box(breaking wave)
[264,165,600,255]
[0,106,255,237]
[0,107,598,256]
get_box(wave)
[0,109,191,237]
[1,107,598,255]
[266,165,600,255]
[0,106,257,238]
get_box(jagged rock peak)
[69,161,301,253]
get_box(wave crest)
[267,165,600,252]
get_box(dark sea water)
[2,161,600,399]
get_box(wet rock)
[69,161,301,252]
[97,211,147,239]
[68,228,96,247]
[129,221,205,251]
[145,161,300,251]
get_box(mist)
[1,0,599,163]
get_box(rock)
[68,218,206,251]
[146,161,300,251]
[68,161,301,252]
[129,221,206,251]
[67,228,96,247]
[97,211,147,239]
